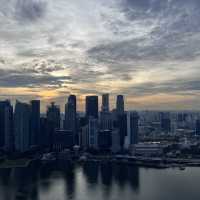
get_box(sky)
[0,0,200,112]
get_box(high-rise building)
[14,101,31,152]
[46,102,60,149]
[111,129,121,153]
[116,95,124,114]
[86,96,98,119]
[118,113,127,150]
[30,100,40,146]
[88,117,98,149]
[100,112,113,130]
[80,125,89,150]
[196,119,200,136]
[0,100,13,151]
[47,102,60,130]
[40,117,49,148]
[98,130,112,151]
[101,94,109,112]
[100,93,112,130]
[125,112,139,148]
[64,95,77,145]
[130,112,139,145]
[160,112,171,133]
[53,130,74,152]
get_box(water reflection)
[82,162,99,186]
[63,166,76,199]
[1,162,198,200]
[0,162,140,200]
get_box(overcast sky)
[0,0,200,111]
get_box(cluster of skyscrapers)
[0,94,139,154]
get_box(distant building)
[100,111,113,130]
[111,129,121,153]
[100,94,112,130]
[47,102,60,130]
[86,96,98,119]
[80,125,89,150]
[0,100,13,151]
[196,119,200,136]
[88,117,98,149]
[101,94,109,112]
[125,111,139,149]
[116,95,124,114]
[30,100,40,146]
[53,130,73,151]
[40,117,51,148]
[46,102,60,149]
[64,95,77,145]
[160,112,171,133]
[134,143,168,156]
[98,130,112,151]
[14,101,31,152]
[130,112,139,145]
[118,113,127,150]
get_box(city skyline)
[1,0,200,111]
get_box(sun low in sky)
[0,0,200,112]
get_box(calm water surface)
[0,162,200,200]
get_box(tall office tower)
[46,102,60,149]
[65,95,77,145]
[80,125,89,150]
[98,130,112,151]
[0,100,13,151]
[40,117,48,148]
[30,100,40,146]
[100,112,113,130]
[116,95,124,114]
[14,101,31,152]
[196,120,200,136]
[86,96,98,119]
[100,93,112,130]
[88,117,98,149]
[101,94,109,112]
[125,112,139,149]
[130,112,139,145]
[161,112,171,133]
[47,102,60,130]
[118,113,127,150]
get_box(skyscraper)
[88,117,98,149]
[101,94,109,112]
[86,96,98,119]
[65,95,77,144]
[118,113,127,150]
[40,117,49,148]
[100,93,112,130]
[196,119,200,136]
[47,102,60,130]
[0,100,13,151]
[14,101,31,152]
[30,100,40,146]
[116,95,124,114]
[130,112,139,145]
[160,112,171,133]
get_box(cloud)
[15,0,47,22]
[0,68,72,88]
[0,0,200,110]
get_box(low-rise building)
[133,143,168,156]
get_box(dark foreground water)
[0,162,200,200]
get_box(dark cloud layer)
[0,68,71,88]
